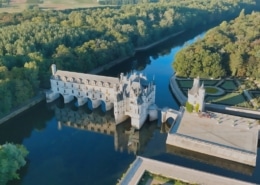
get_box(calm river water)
[1,28,259,185]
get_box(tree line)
[173,10,260,79]
[0,0,259,117]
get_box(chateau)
[46,64,158,129]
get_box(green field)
[205,86,218,94]
[0,0,99,13]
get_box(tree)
[0,143,28,185]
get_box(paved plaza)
[177,111,259,153]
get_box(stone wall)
[166,133,256,166]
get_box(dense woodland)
[173,10,260,79]
[0,0,259,117]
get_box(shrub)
[185,102,193,113]
[194,104,200,112]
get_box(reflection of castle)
[54,105,157,154]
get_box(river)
[1,28,259,185]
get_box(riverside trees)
[0,0,258,116]
[173,11,260,79]
[0,143,28,185]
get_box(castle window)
[57,88,59,91]
[56,82,58,85]
[72,90,74,94]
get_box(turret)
[51,64,57,76]
[199,82,205,112]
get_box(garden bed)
[219,80,238,91]
[205,92,251,108]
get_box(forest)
[0,0,259,117]
[173,10,260,79]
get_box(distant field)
[0,0,100,13]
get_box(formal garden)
[175,77,260,109]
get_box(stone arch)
[55,93,64,109]
[165,117,175,127]
[100,99,114,112]
[161,108,179,124]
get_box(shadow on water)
[0,101,54,144]
[166,145,254,176]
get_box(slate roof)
[55,70,120,84]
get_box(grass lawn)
[205,86,218,94]
[202,80,220,86]
[205,92,249,106]
[177,80,193,89]
[219,80,237,91]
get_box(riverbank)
[0,92,45,125]
[89,30,185,74]
[0,30,185,125]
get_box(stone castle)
[46,64,158,129]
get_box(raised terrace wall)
[120,157,255,185]
[166,133,257,166]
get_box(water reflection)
[166,145,255,176]
[51,103,158,155]
[0,102,53,145]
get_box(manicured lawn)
[177,79,219,89]
[177,80,193,89]
[219,80,237,91]
[205,93,248,106]
[202,80,220,86]
[205,86,218,94]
